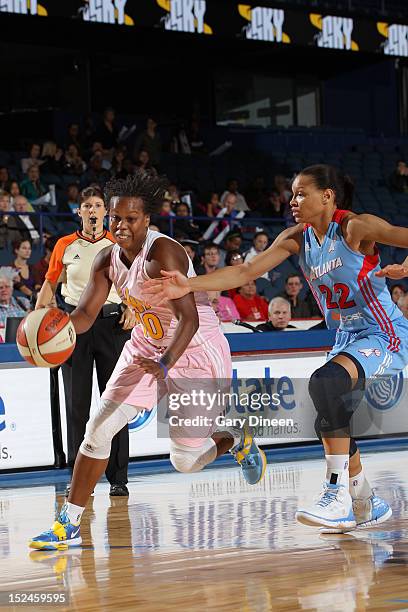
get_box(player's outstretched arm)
[347,213,408,249]
[135,238,200,378]
[143,225,302,303]
[345,214,408,279]
[70,247,113,334]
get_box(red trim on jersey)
[357,252,400,352]
[303,223,311,231]
[332,209,350,224]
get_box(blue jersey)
[298,209,403,352]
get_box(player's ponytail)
[342,174,354,210]
[300,164,354,210]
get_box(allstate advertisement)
[2,351,408,471]
[0,366,55,470]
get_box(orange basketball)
[16,308,76,367]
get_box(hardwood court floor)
[1,450,408,611]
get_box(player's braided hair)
[104,169,170,216]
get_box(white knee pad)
[170,438,217,474]
[80,399,139,460]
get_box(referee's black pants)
[61,309,131,485]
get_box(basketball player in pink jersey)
[29,171,266,551]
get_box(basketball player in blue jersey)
[144,164,408,532]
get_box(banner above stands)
[1,1,408,57]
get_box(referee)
[36,185,135,496]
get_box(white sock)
[326,454,349,487]
[349,468,372,500]
[65,502,85,524]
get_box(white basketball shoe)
[296,482,356,532]
[352,495,392,529]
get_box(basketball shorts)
[327,316,408,380]
[102,327,232,447]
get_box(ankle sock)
[349,469,372,500]
[64,502,85,524]
[325,454,349,487]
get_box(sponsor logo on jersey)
[310,14,358,51]
[239,5,290,44]
[365,371,404,411]
[159,0,212,35]
[377,22,408,57]
[309,257,343,281]
[73,254,80,260]
[328,237,336,253]
[128,406,156,432]
[341,312,364,323]
[358,348,381,358]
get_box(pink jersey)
[109,229,221,349]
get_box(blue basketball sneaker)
[29,504,82,551]
[230,425,267,485]
[296,483,356,532]
[353,495,392,529]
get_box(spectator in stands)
[0,274,31,327]
[61,183,80,216]
[134,117,162,168]
[233,280,269,322]
[10,238,36,299]
[174,202,200,240]
[0,192,18,247]
[20,165,47,202]
[179,238,200,270]
[225,250,243,266]
[32,235,58,289]
[9,181,21,207]
[12,196,41,244]
[196,243,221,275]
[207,290,240,322]
[170,122,192,155]
[0,167,11,192]
[110,146,127,178]
[63,144,86,176]
[21,143,42,175]
[244,231,269,279]
[165,184,182,209]
[41,141,64,175]
[135,149,152,171]
[81,153,110,189]
[65,122,84,153]
[221,178,249,212]
[95,107,119,151]
[89,142,112,169]
[274,174,292,206]
[203,194,244,246]
[280,273,312,318]
[219,229,243,266]
[391,283,406,304]
[268,191,286,218]
[389,160,408,193]
[257,297,295,331]
[398,293,408,319]
[206,192,222,217]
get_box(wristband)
[158,361,168,378]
